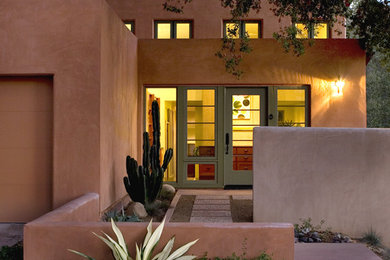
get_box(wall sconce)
[331,78,345,97]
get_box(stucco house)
[0,0,366,225]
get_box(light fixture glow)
[331,79,345,97]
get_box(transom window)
[295,23,329,39]
[155,21,193,39]
[224,20,261,39]
[124,21,135,34]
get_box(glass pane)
[176,23,191,39]
[314,23,328,39]
[188,89,215,106]
[277,89,306,127]
[145,88,177,182]
[245,23,259,39]
[233,130,253,141]
[187,89,215,157]
[188,142,215,157]
[187,164,215,181]
[187,123,215,140]
[231,94,260,171]
[125,23,132,32]
[295,23,309,39]
[225,22,240,39]
[187,107,215,123]
[157,23,171,39]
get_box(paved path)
[295,243,381,260]
[190,195,233,222]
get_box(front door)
[224,88,267,185]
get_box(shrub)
[361,228,382,247]
[0,242,23,260]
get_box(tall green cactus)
[123,101,173,207]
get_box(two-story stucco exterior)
[0,0,366,222]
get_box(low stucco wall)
[25,194,294,260]
[253,127,390,246]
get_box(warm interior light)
[331,79,345,96]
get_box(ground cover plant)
[0,242,23,260]
[294,218,351,243]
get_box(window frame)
[275,85,310,127]
[223,20,262,39]
[124,20,135,34]
[294,22,330,39]
[154,20,194,39]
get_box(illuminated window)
[145,88,177,182]
[313,23,328,39]
[277,88,309,127]
[295,23,309,39]
[224,20,261,39]
[295,23,329,39]
[124,21,135,34]
[155,21,193,39]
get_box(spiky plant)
[69,218,198,260]
[123,100,173,207]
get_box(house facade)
[0,0,366,222]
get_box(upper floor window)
[154,21,193,39]
[295,23,329,39]
[124,21,135,34]
[224,20,261,39]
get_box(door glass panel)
[187,89,215,157]
[232,95,260,171]
[145,88,177,182]
[187,164,215,181]
[277,89,306,127]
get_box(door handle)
[225,133,229,154]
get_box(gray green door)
[224,88,267,185]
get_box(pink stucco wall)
[0,0,138,212]
[100,0,139,211]
[253,127,390,247]
[106,0,345,39]
[24,193,294,260]
[138,39,366,127]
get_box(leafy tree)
[366,52,390,127]
[163,0,390,77]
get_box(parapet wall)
[253,127,390,247]
[24,193,294,260]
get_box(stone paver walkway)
[190,195,233,223]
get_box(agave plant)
[69,218,198,260]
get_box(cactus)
[123,100,173,206]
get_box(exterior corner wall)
[99,0,139,211]
[0,0,103,209]
[253,127,390,247]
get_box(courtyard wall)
[253,127,390,247]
